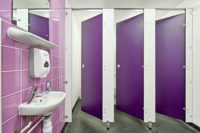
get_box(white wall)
[71,10,102,108]
[192,6,200,127]
[71,13,81,108]
[16,9,29,31]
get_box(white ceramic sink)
[19,91,65,116]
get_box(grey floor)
[62,101,200,133]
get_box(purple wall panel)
[29,13,49,40]
[156,14,185,121]
[116,14,144,120]
[81,14,103,119]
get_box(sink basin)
[19,91,65,116]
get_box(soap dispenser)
[30,48,50,78]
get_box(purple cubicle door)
[29,13,49,40]
[81,14,103,119]
[116,14,144,120]
[156,14,185,121]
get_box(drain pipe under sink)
[21,116,32,133]
[27,116,45,133]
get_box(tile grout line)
[2,114,18,125]
[1,44,29,51]
[1,86,31,99]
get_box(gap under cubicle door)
[156,14,185,121]
[81,14,103,120]
[116,14,144,120]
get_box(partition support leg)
[106,121,110,130]
[148,122,153,130]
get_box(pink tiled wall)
[0,0,66,132]
[0,0,12,22]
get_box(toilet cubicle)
[81,14,103,119]
[156,10,186,121]
[116,10,144,120]
[80,9,115,124]
[115,9,156,123]
[155,9,193,122]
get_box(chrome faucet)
[46,81,51,93]
[27,86,38,104]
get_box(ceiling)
[67,0,183,8]
[67,0,200,8]
[13,0,200,9]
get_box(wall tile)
[52,79,58,91]
[37,83,46,93]
[53,67,59,79]
[2,21,15,46]
[2,46,22,71]
[34,122,42,133]
[2,92,22,123]
[52,109,58,126]
[2,115,21,133]
[22,50,29,70]
[22,88,31,103]
[2,71,21,97]
[52,124,58,133]
[22,70,35,90]
[0,0,12,22]
[51,55,58,68]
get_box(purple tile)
[35,77,46,85]
[46,67,53,81]
[22,50,29,70]
[52,79,58,91]
[50,0,65,9]
[2,92,22,123]
[2,21,15,46]
[22,88,31,103]
[52,124,57,133]
[2,115,21,133]
[58,78,65,92]
[2,46,22,71]
[52,110,58,126]
[50,48,58,56]
[22,70,35,90]
[59,68,65,79]
[34,122,42,133]
[53,68,58,79]
[51,55,58,68]
[0,0,12,22]
[37,83,46,93]
[2,71,21,97]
